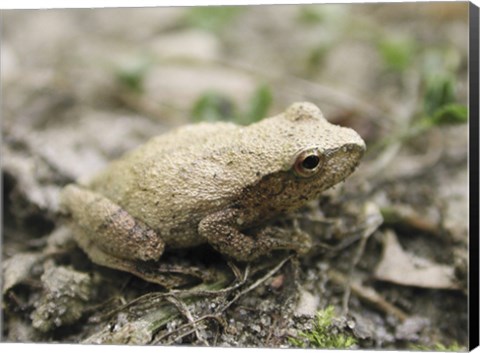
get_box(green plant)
[183,6,244,32]
[191,92,236,123]
[297,6,325,25]
[115,55,153,94]
[378,38,416,72]
[243,84,273,124]
[191,84,273,125]
[419,74,467,127]
[370,70,467,156]
[289,306,357,349]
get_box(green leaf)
[191,92,237,122]
[288,336,306,348]
[191,85,273,125]
[297,6,325,25]
[431,103,468,125]
[306,45,329,74]
[115,56,152,93]
[423,74,456,116]
[243,84,273,124]
[184,6,244,32]
[378,38,416,72]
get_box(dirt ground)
[1,3,470,349]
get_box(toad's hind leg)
[60,184,170,283]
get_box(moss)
[289,306,357,349]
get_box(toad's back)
[86,122,247,247]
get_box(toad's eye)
[293,148,323,178]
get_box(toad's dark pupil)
[302,155,320,170]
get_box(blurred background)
[1,3,469,179]
[1,3,470,348]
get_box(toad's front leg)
[198,209,312,262]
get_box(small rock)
[31,266,93,332]
[294,288,319,316]
[151,29,221,62]
[395,316,430,341]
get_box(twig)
[215,255,293,313]
[341,235,368,315]
[227,261,250,282]
[359,71,422,180]
[152,313,225,344]
[156,256,292,344]
[341,202,383,314]
[92,265,250,323]
[329,269,408,322]
[165,296,209,346]
[165,327,198,345]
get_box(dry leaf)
[374,231,459,290]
